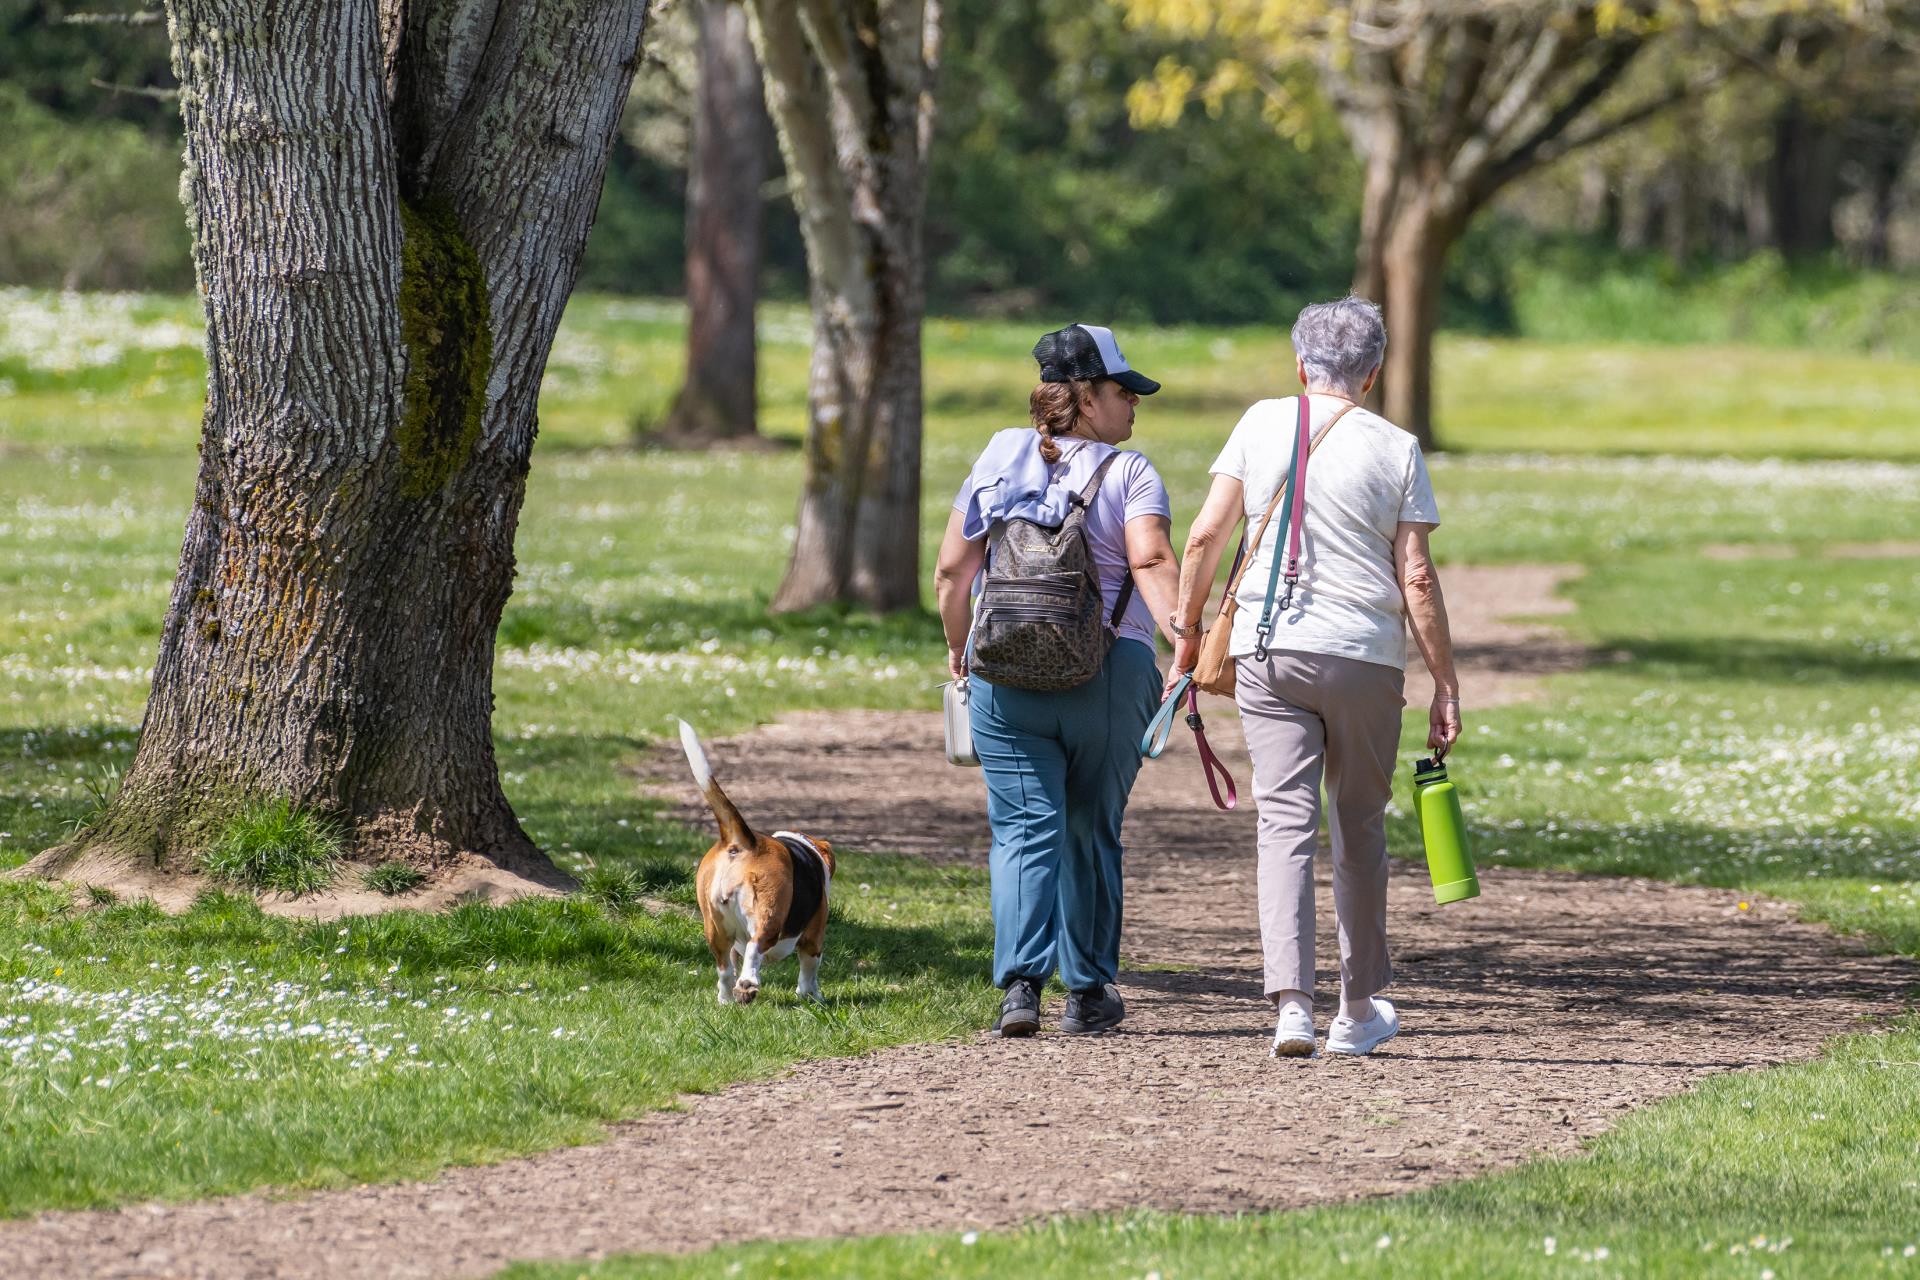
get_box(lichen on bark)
[396,197,492,496]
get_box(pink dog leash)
[1140,673,1238,811]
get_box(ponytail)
[1029,378,1100,463]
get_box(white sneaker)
[1270,1002,1315,1057]
[1326,998,1399,1056]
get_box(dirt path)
[5,567,1912,1279]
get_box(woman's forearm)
[1124,516,1183,647]
[1131,553,1183,648]
[1175,525,1227,626]
[1403,569,1458,694]
[935,572,973,654]
[933,510,985,666]
[1176,475,1245,627]
[1394,523,1457,695]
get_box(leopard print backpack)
[967,451,1134,692]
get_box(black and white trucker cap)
[1032,323,1162,396]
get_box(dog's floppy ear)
[678,718,753,849]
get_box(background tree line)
[14,0,1917,317]
[10,0,1920,887]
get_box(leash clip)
[1184,711,1203,731]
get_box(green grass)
[195,797,343,896]
[0,863,994,1211]
[1,290,1916,1253]
[360,860,424,896]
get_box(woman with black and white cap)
[934,323,1187,1039]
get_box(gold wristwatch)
[1168,614,1202,639]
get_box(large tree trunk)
[1375,203,1455,453]
[747,0,937,614]
[661,0,768,442]
[1767,99,1842,257]
[777,292,925,610]
[28,0,651,894]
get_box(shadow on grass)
[498,594,944,653]
[1383,807,1920,889]
[1598,635,1920,685]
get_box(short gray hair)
[1290,295,1386,394]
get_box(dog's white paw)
[732,977,760,1005]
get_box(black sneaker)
[991,978,1041,1038]
[1060,983,1125,1034]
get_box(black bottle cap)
[1413,756,1448,780]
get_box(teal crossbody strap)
[1251,397,1309,661]
[1249,397,1355,661]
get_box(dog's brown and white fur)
[680,719,835,1004]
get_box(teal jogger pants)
[969,638,1160,992]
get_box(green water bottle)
[1412,756,1480,904]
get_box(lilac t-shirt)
[952,429,1170,650]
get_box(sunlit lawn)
[0,289,1915,1252]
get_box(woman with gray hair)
[1165,295,1460,1057]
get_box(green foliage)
[396,197,492,496]
[0,86,191,291]
[196,798,343,897]
[360,860,424,896]
[923,0,1356,323]
[1502,240,1920,357]
[0,1,179,131]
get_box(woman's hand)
[1171,633,1201,677]
[1159,636,1197,700]
[1428,692,1461,756]
[948,644,968,682]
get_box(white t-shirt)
[1209,395,1440,669]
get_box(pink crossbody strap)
[1280,397,1358,606]
[1283,395,1311,582]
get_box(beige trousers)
[1234,649,1404,1003]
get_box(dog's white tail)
[678,718,713,791]
[677,718,752,849]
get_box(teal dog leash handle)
[1141,672,1190,759]
[1139,674,1238,811]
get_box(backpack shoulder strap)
[1072,450,1124,506]
[1068,449,1135,626]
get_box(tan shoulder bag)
[1191,399,1356,696]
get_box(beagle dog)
[679,719,835,1005]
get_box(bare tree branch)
[60,10,162,24]
[87,76,179,99]
[1466,35,1644,203]
[919,0,942,164]
[1492,68,1723,190]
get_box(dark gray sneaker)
[1060,983,1125,1034]
[991,978,1042,1038]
